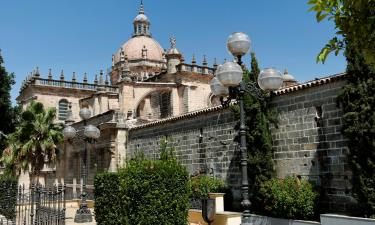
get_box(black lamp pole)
[220,56,265,225]
[74,119,93,223]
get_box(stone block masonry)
[128,108,241,197]
[270,78,355,213]
[127,74,355,214]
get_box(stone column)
[171,88,180,116]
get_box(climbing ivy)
[338,41,375,218]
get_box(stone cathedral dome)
[113,36,164,63]
[113,1,164,65]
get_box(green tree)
[337,41,375,217]
[0,51,19,153]
[1,101,63,178]
[308,0,375,68]
[231,52,277,213]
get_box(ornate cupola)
[110,0,166,84]
[133,1,151,37]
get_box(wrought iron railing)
[0,183,66,225]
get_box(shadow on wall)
[225,145,241,211]
[312,104,357,215]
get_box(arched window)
[136,90,172,120]
[58,99,69,121]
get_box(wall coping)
[129,104,229,130]
[321,214,375,222]
[273,72,347,96]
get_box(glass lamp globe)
[84,125,100,139]
[258,68,283,91]
[62,126,76,140]
[79,108,91,120]
[227,32,251,57]
[210,77,229,97]
[215,61,243,87]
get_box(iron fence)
[0,183,66,225]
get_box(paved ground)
[65,204,97,225]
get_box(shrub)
[94,158,191,225]
[189,174,226,199]
[0,175,18,220]
[119,159,190,225]
[259,176,318,220]
[94,172,122,225]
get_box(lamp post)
[62,107,100,223]
[210,32,283,225]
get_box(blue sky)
[1,0,346,104]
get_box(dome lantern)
[133,0,151,37]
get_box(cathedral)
[16,2,296,195]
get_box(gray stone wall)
[128,109,242,200]
[270,79,355,213]
[126,77,355,213]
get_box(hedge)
[190,174,226,199]
[0,175,18,220]
[94,172,122,225]
[94,158,190,225]
[259,176,318,220]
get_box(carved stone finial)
[60,70,65,80]
[94,74,98,84]
[170,37,176,49]
[202,55,207,66]
[192,54,196,65]
[48,69,52,79]
[105,70,109,85]
[72,72,76,82]
[99,70,104,85]
[83,72,88,83]
[139,0,144,14]
[35,67,40,77]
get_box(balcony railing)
[22,77,118,93]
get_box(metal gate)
[0,183,66,225]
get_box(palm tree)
[1,101,64,181]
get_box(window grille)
[58,99,69,120]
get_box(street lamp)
[62,107,100,223]
[210,32,283,225]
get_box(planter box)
[321,214,375,225]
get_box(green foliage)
[0,175,18,220]
[120,159,190,225]
[1,101,64,176]
[94,156,191,225]
[337,41,375,217]
[231,52,277,214]
[94,173,122,225]
[159,136,176,161]
[308,0,375,68]
[259,176,318,220]
[189,174,226,199]
[0,51,19,154]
